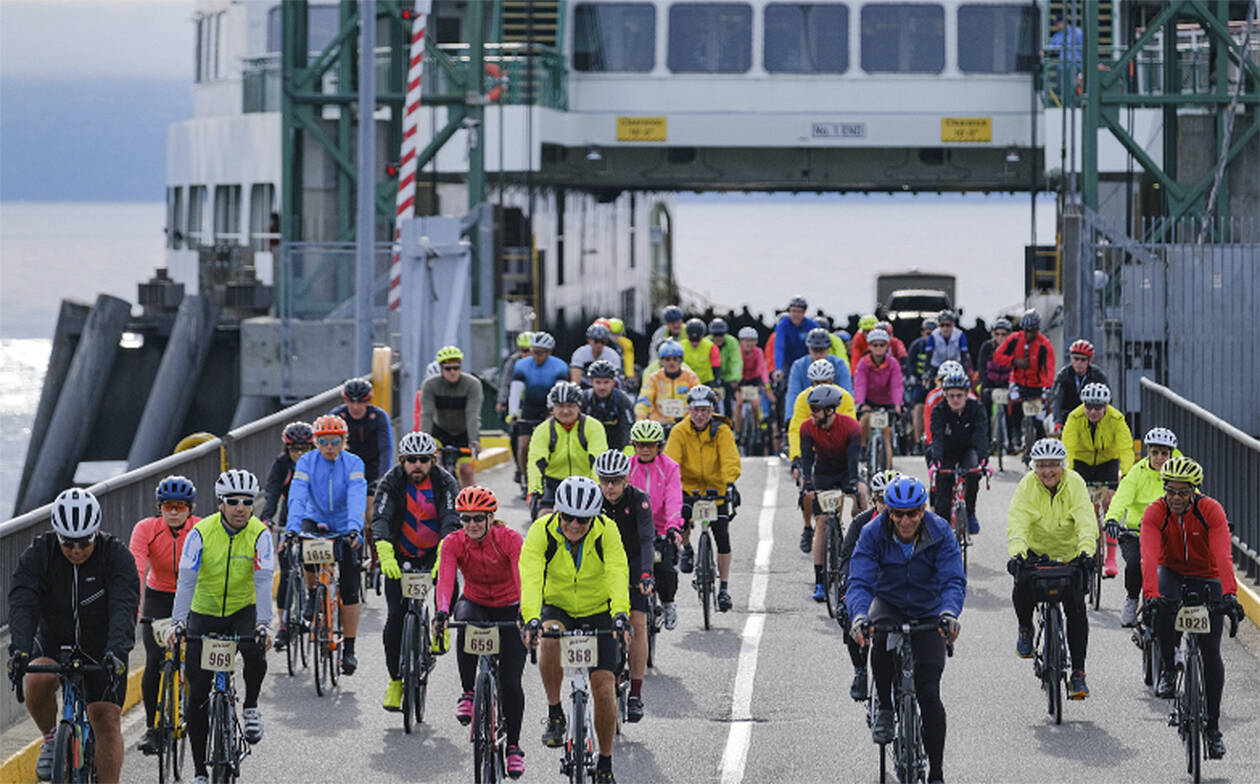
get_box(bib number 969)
[201,639,237,672]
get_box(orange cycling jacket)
[130,515,199,595]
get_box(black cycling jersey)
[261,452,297,523]
[330,403,394,484]
[927,399,989,466]
[581,387,636,451]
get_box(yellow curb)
[481,434,510,450]
[473,446,511,471]
[0,666,144,783]
[1236,574,1260,630]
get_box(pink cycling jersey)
[129,515,199,595]
[627,454,684,536]
[435,524,523,612]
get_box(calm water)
[0,195,1053,514]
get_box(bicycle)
[282,552,309,677]
[299,533,345,697]
[447,620,522,784]
[1130,565,1161,691]
[646,536,670,668]
[1020,558,1085,725]
[932,464,990,576]
[15,647,115,784]
[866,406,894,478]
[439,443,474,476]
[1085,483,1114,611]
[536,627,624,784]
[862,619,951,784]
[1161,590,1239,784]
[736,386,762,457]
[685,490,721,631]
[192,633,251,784]
[398,561,437,733]
[816,488,852,619]
[1017,390,1045,466]
[988,387,1010,472]
[147,618,188,784]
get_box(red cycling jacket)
[993,331,1055,389]
[129,515,199,594]
[1139,495,1237,597]
[436,523,523,612]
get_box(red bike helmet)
[1069,339,1095,358]
[456,486,498,513]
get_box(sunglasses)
[58,534,96,550]
[288,444,313,452]
[1164,486,1194,498]
[460,513,488,524]
[160,501,189,512]
[222,497,254,507]
[1084,404,1106,411]
[559,513,593,525]
[316,437,343,447]
[403,454,433,464]
[441,364,462,372]
[888,508,921,519]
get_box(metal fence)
[1141,378,1260,584]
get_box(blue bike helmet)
[884,477,928,510]
[659,339,684,359]
[836,330,852,342]
[156,475,196,503]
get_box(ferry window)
[958,4,1037,73]
[860,3,944,73]
[574,4,656,72]
[668,3,753,73]
[764,3,849,73]
[167,188,185,250]
[267,5,342,54]
[214,186,243,244]
[186,186,207,249]
[249,184,279,251]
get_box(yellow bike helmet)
[607,317,626,335]
[516,332,533,348]
[859,314,878,332]
[1160,456,1203,487]
[435,345,464,363]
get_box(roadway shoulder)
[1235,571,1260,629]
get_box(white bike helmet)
[51,488,102,539]
[424,361,442,380]
[399,431,438,456]
[531,331,556,350]
[214,469,260,498]
[807,359,835,382]
[593,450,632,478]
[1143,427,1177,449]
[1029,438,1068,462]
[737,326,758,341]
[554,476,604,517]
[866,329,890,344]
[1080,383,1111,406]
[936,360,964,379]
[869,470,901,495]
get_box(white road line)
[720,457,778,784]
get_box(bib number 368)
[562,636,597,667]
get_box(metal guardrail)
[1140,377,1260,584]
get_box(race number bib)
[870,410,889,430]
[991,389,1010,405]
[464,627,501,656]
[1174,605,1211,634]
[692,500,719,524]
[561,636,597,667]
[741,387,761,403]
[817,490,845,513]
[201,639,237,672]
[654,549,663,563]
[401,573,432,600]
[1022,400,1042,417]
[659,399,685,419]
[302,539,336,565]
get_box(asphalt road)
[118,456,1260,783]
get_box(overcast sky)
[0,0,193,80]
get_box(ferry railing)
[1140,377,1260,585]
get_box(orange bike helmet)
[456,486,498,513]
[312,414,348,436]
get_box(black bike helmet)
[342,378,373,402]
[685,318,707,340]
[587,359,618,379]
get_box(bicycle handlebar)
[16,657,114,704]
[861,619,955,656]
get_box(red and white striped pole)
[389,0,431,311]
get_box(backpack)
[548,415,590,454]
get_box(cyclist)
[594,450,655,723]
[1061,382,1133,578]
[993,310,1056,459]
[1051,339,1108,434]
[508,331,571,487]
[854,329,904,471]
[1104,427,1180,627]
[421,345,484,487]
[169,470,274,780]
[799,384,862,602]
[733,326,774,447]
[433,486,527,778]
[571,323,622,386]
[1141,457,1244,758]
[834,329,853,362]
[786,327,853,407]
[330,377,393,512]
[527,381,609,515]
[648,304,685,363]
[260,422,313,649]
[709,318,743,416]
[923,310,973,380]
[664,385,742,612]
[626,420,685,630]
[773,296,819,383]
[836,469,900,701]
[581,359,636,452]
[497,332,532,413]
[1005,439,1096,699]
[520,476,631,784]
[372,430,460,710]
[9,488,138,784]
[927,372,989,535]
[922,361,968,449]
[789,360,858,552]
[285,414,367,674]
[875,320,909,361]
[849,314,879,366]
[904,318,937,453]
[605,317,637,383]
[636,339,699,425]
[130,475,200,756]
[681,317,721,387]
[977,319,1017,454]
[847,477,965,784]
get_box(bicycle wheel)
[327,592,341,688]
[646,595,659,668]
[569,689,588,784]
[1045,607,1063,725]
[285,581,300,677]
[313,585,327,696]
[51,721,77,783]
[697,533,713,631]
[993,408,1006,472]
[1185,653,1203,782]
[207,695,228,784]
[415,606,432,724]
[952,498,968,575]
[474,670,494,783]
[822,516,839,618]
[1144,635,1160,691]
[401,612,417,734]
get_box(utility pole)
[355,0,377,375]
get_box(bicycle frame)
[398,564,434,732]
[537,627,621,784]
[1165,590,1239,784]
[685,490,722,631]
[448,620,519,783]
[147,618,187,784]
[19,648,111,784]
[864,620,941,784]
[1020,560,1081,725]
[199,633,249,783]
[299,534,345,696]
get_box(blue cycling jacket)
[285,449,367,536]
[846,510,966,621]
[510,355,571,420]
[773,315,819,372]
[786,353,853,406]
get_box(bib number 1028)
[1174,605,1211,634]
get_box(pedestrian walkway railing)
[1140,377,1260,584]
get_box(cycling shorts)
[432,425,473,466]
[32,636,125,707]
[539,606,619,673]
[1073,459,1120,486]
[682,500,731,555]
[910,385,928,404]
[805,472,852,515]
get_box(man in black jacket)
[1051,339,1108,433]
[370,431,461,712]
[8,488,139,783]
[262,421,313,649]
[581,360,636,452]
[928,372,989,534]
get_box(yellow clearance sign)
[617,116,667,142]
[941,117,992,143]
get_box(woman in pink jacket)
[625,420,684,629]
